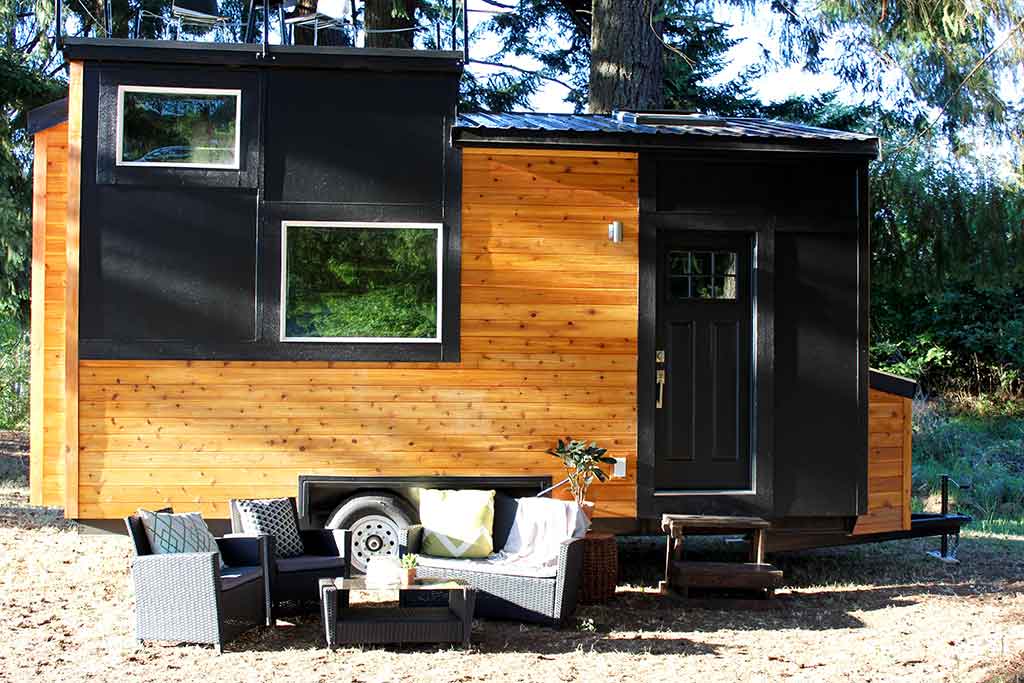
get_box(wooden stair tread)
[671,561,784,590]
[662,514,772,535]
[673,561,782,576]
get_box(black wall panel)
[773,230,863,516]
[655,158,858,219]
[638,152,868,520]
[80,187,258,343]
[263,70,454,206]
[76,55,461,361]
[94,66,262,189]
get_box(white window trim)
[115,85,243,170]
[280,221,444,344]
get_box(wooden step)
[662,514,771,536]
[670,561,784,591]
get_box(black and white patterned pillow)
[136,509,225,568]
[234,498,305,558]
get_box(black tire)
[325,492,417,574]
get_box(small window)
[280,222,442,343]
[668,250,737,300]
[116,86,241,169]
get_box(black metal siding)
[637,152,869,520]
[76,57,461,361]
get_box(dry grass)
[2,441,1023,682]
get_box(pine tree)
[587,0,664,112]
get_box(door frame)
[636,153,775,519]
[654,230,756,495]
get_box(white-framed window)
[115,85,242,169]
[280,221,443,343]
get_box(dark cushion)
[492,492,519,552]
[276,555,347,574]
[220,565,263,592]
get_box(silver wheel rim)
[349,514,401,573]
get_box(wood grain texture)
[75,147,640,519]
[902,396,913,530]
[29,130,47,506]
[64,62,83,518]
[853,389,912,535]
[31,122,70,508]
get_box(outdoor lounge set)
[123,491,589,651]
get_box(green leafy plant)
[546,438,616,508]
[400,554,418,569]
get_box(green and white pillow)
[136,508,224,568]
[420,489,495,559]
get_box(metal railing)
[54,0,470,56]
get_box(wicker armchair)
[397,496,584,626]
[124,514,270,652]
[229,497,351,619]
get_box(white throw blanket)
[417,497,589,578]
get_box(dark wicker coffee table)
[318,577,476,649]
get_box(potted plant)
[547,438,616,521]
[400,554,418,587]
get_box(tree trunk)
[365,0,418,49]
[587,0,664,113]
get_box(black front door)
[654,231,753,491]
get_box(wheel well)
[297,475,553,528]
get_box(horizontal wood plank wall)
[30,123,69,507]
[76,147,640,519]
[853,388,912,534]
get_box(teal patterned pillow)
[137,509,224,568]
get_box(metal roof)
[454,112,878,155]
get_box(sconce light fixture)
[608,220,623,243]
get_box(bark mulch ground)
[1,433,1022,682]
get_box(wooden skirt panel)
[853,391,913,534]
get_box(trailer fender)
[325,492,416,573]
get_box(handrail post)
[462,0,468,62]
[940,474,950,557]
[55,0,63,49]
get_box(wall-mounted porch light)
[608,220,623,243]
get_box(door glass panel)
[668,250,690,275]
[690,252,711,275]
[714,251,736,275]
[667,250,738,300]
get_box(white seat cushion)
[417,553,558,579]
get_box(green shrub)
[911,398,1024,523]
[872,281,1024,397]
[0,320,29,430]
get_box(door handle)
[656,369,666,409]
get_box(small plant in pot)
[400,554,418,587]
[547,438,615,522]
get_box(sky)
[463,0,850,113]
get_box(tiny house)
[30,37,929,561]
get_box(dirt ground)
[2,439,1023,683]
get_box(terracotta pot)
[400,567,417,587]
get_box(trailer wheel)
[325,493,416,574]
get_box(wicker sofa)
[124,514,271,652]
[398,495,584,626]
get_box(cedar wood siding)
[29,122,69,507]
[853,388,914,533]
[72,148,641,520]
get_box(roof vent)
[614,110,725,127]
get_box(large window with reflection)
[116,86,241,168]
[280,221,442,343]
